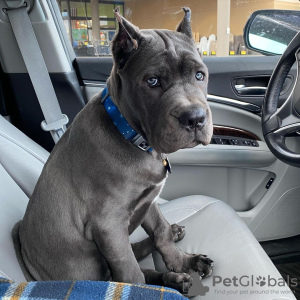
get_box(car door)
[1,0,300,245]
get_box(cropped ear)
[176,7,193,39]
[112,7,141,69]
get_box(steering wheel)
[263,31,300,167]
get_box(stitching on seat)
[162,200,220,216]
[0,269,13,281]
[0,131,47,164]
[163,207,199,215]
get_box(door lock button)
[265,178,274,189]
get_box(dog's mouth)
[150,126,212,154]
[186,134,210,147]
[142,107,213,154]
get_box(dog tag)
[163,158,171,174]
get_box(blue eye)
[147,77,159,87]
[195,71,205,81]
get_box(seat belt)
[4,0,69,143]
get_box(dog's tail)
[12,221,35,281]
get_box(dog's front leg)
[142,202,213,278]
[92,219,145,284]
[131,224,185,261]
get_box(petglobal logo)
[184,273,296,298]
[212,275,297,287]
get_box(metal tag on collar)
[163,158,172,174]
[131,134,151,152]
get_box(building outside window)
[57,0,124,56]
[56,0,300,57]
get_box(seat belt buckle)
[41,114,69,141]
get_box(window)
[56,0,300,57]
[57,0,124,56]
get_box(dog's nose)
[179,108,207,130]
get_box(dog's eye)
[147,77,159,87]
[195,71,205,81]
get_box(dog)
[13,7,214,294]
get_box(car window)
[56,0,300,57]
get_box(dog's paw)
[171,224,185,243]
[163,252,214,278]
[190,254,214,278]
[162,272,192,294]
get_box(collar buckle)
[131,134,151,152]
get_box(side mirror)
[244,10,300,56]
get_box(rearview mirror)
[244,10,300,55]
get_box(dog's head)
[107,7,213,154]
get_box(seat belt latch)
[41,114,69,142]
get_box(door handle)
[235,85,267,96]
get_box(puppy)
[13,7,213,294]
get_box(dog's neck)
[101,86,171,173]
[101,86,153,153]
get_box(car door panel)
[161,166,275,212]
[168,142,275,168]
[205,56,297,108]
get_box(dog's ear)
[112,7,141,69]
[176,7,193,39]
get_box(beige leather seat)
[0,115,296,299]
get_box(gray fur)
[12,8,213,293]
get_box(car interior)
[1,0,300,299]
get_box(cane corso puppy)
[13,7,213,293]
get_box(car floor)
[261,235,300,299]
[277,262,300,299]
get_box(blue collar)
[101,86,153,153]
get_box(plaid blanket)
[0,277,187,300]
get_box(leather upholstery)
[0,164,27,282]
[0,116,49,197]
[135,197,296,299]
[0,115,296,299]
[0,116,49,282]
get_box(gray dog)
[13,7,213,294]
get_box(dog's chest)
[128,171,166,234]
